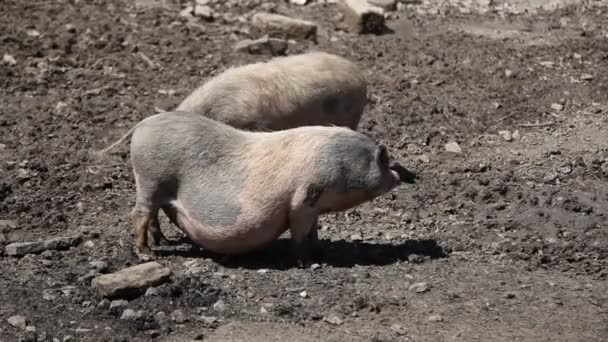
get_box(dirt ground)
[1,0,608,341]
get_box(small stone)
[350,233,363,241]
[543,171,559,184]
[179,5,194,17]
[310,263,321,271]
[97,299,111,309]
[251,12,317,41]
[121,309,144,320]
[233,36,288,56]
[551,103,564,111]
[418,154,430,163]
[390,324,407,335]
[171,310,187,324]
[194,5,213,20]
[445,142,462,154]
[339,0,386,34]
[504,69,513,78]
[155,311,168,325]
[581,73,593,81]
[289,0,309,4]
[61,285,77,297]
[83,240,95,248]
[539,61,554,67]
[512,130,521,139]
[0,219,17,231]
[91,261,172,298]
[409,282,430,293]
[368,0,396,11]
[26,29,40,37]
[109,299,129,311]
[145,287,160,297]
[89,261,109,272]
[3,54,17,65]
[197,315,217,325]
[212,299,226,312]
[257,269,269,274]
[324,315,343,325]
[42,289,59,301]
[7,315,27,330]
[25,325,36,333]
[428,314,443,322]
[299,291,308,298]
[498,130,513,142]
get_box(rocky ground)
[1,0,608,341]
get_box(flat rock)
[5,235,81,256]
[409,282,430,293]
[445,142,462,153]
[0,219,17,231]
[233,36,288,56]
[91,262,172,299]
[251,12,317,41]
[339,0,385,34]
[7,315,27,330]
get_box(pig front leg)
[289,210,318,269]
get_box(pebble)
[324,315,343,325]
[109,299,129,310]
[504,69,513,78]
[5,235,82,257]
[145,287,160,297]
[83,240,95,248]
[212,299,226,312]
[299,291,308,298]
[196,315,217,324]
[7,315,27,330]
[310,263,321,271]
[257,269,269,274]
[194,5,213,20]
[89,260,109,272]
[91,261,172,298]
[390,324,407,336]
[551,103,564,111]
[428,314,443,322]
[581,73,593,81]
[43,289,59,301]
[289,0,309,4]
[0,219,17,231]
[155,311,168,325]
[350,233,363,241]
[97,299,110,309]
[445,142,462,153]
[121,309,145,320]
[3,54,17,65]
[499,130,513,142]
[409,282,430,293]
[25,326,36,333]
[171,309,187,323]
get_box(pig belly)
[170,200,289,255]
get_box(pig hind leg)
[130,174,170,256]
[289,209,318,268]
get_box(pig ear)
[375,144,389,166]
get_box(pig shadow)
[154,238,448,270]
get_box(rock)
[428,314,443,322]
[324,315,343,325]
[197,315,217,325]
[155,311,169,325]
[212,299,226,312]
[581,73,593,81]
[0,219,17,232]
[299,291,308,298]
[310,263,321,271]
[109,299,129,310]
[83,240,95,248]
[42,289,59,302]
[89,261,109,272]
[498,130,513,142]
[445,142,462,153]
[390,324,407,336]
[504,69,513,78]
[61,286,77,297]
[43,235,82,251]
[194,5,214,20]
[289,0,309,4]
[171,309,187,324]
[179,5,194,17]
[339,0,386,34]
[91,261,172,299]
[3,54,17,65]
[7,315,27,330]
[25,325,36,333]
[512,130,521,140]
[145,287,160,297]
[543,171,559,184]
[134,0,170,9]
[233,36,288,56]
[350,233,363,241]
[5,242,44,256]
[368,0,396,11]
[121,309,145,320]
[251,12,317,41]
[551,103,564,111]
[418,154,430,163]
[409,282,430,293]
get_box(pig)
[98,111,415,267]
[174,51,367,131]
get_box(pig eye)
[377,145,389,167]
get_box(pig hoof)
[136,252,155,262]
[152,237,170,247]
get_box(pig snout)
[389,161,416,184]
